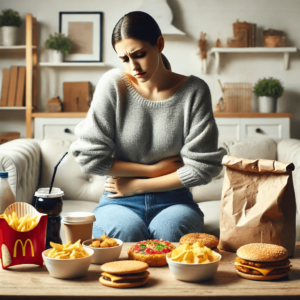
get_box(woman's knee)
[93,204,149,242]
[149,205,204,242]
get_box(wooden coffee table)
[1,242,300,299]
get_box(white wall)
[1,0,300,138]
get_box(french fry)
[47,240,89,259]
[49,242,63,251]
[17,214,29,231]
[1,212,40,232]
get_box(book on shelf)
[0,69,10,106]
[0,66,26,107]
[251,23,257,47]
[15,67,26,107]
[232,21,257,47]
[7,66,19,106]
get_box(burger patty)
[235,264,290,276]
[235,257,290,268]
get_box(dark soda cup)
[34,187,63,249]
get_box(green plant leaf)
[45,32,72,55]
[0,9,22,27]
[253,77,284,98]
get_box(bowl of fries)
[82,234,123,264]
[42,240,94,279]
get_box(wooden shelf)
[214,112,293,118]
[32,112,87,118]
[210,47,297,73]
[0,107,26,110]
[39,62,108,67]
[0,45,36,50]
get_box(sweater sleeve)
[177,81,227,188]
[70,70,118,176]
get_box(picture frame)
[59,12,103,62]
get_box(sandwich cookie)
[179,233,219,252]
[99,260,149,288]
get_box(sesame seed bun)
[179,233,219,249]
[237,243,288,262]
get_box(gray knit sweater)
[71,68,226,188]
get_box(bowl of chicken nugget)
[82,234,123,265]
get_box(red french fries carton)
[0,202,47,269]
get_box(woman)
[71,11,226,242]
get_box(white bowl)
[82,238,123,264]
[42,248,94,279]
[166,252,221,282]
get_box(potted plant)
[253,77,284,113]
[0,9,22,46]
[45,33,72,63]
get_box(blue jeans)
[93,187,204,242]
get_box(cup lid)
[62,212,96,223]
[34,187,64,198]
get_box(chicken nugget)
[107,238,118,247]
[100,240,109,248]
[90,240,101,248]
[100,234,109,241]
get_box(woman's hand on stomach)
[105,177,141,198]
[150,156,184,178]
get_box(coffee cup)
[62,212,96,244]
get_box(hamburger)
[179,233,219,253]
[99,260,149,288]
[235,243,291,281]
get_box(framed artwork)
[59,12,103,62]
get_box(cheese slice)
[101,271,149,282]
[235,262,290,276]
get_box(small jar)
[34,187,63,249]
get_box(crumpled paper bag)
[219,155,296,257]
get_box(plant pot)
[1,26,19,46]
[50,50,63,63]
[258,96,278,113]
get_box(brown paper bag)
[219,155,296,257]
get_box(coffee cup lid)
[35,187,64,198]
[62,212,96,223]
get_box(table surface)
[1,242,300,300]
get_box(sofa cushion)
[39,139,104,202]
[198,200,221,238]
[191,137,277,203]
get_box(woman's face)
[114,37,163,83]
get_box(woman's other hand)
[105,177,141,198]
[150,155,184,178]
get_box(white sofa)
[0,137,299,242]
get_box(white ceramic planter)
[1,26,19,46]
[258,96,278,113]
[50,50,63,63]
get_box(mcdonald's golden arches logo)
[13,239,34,257]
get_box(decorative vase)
[51,50,63,63]
[258,96,278,113]
[1,26,19,46]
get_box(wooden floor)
[0,242,300,299]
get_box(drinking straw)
[49,152,68,194]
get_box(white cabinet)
[34,118,85,140]
[215,113,291,141]
[34,114,292,142]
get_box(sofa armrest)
[0,139,41,204]
[277,139,300,215]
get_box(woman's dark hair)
[112,11,171,71]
